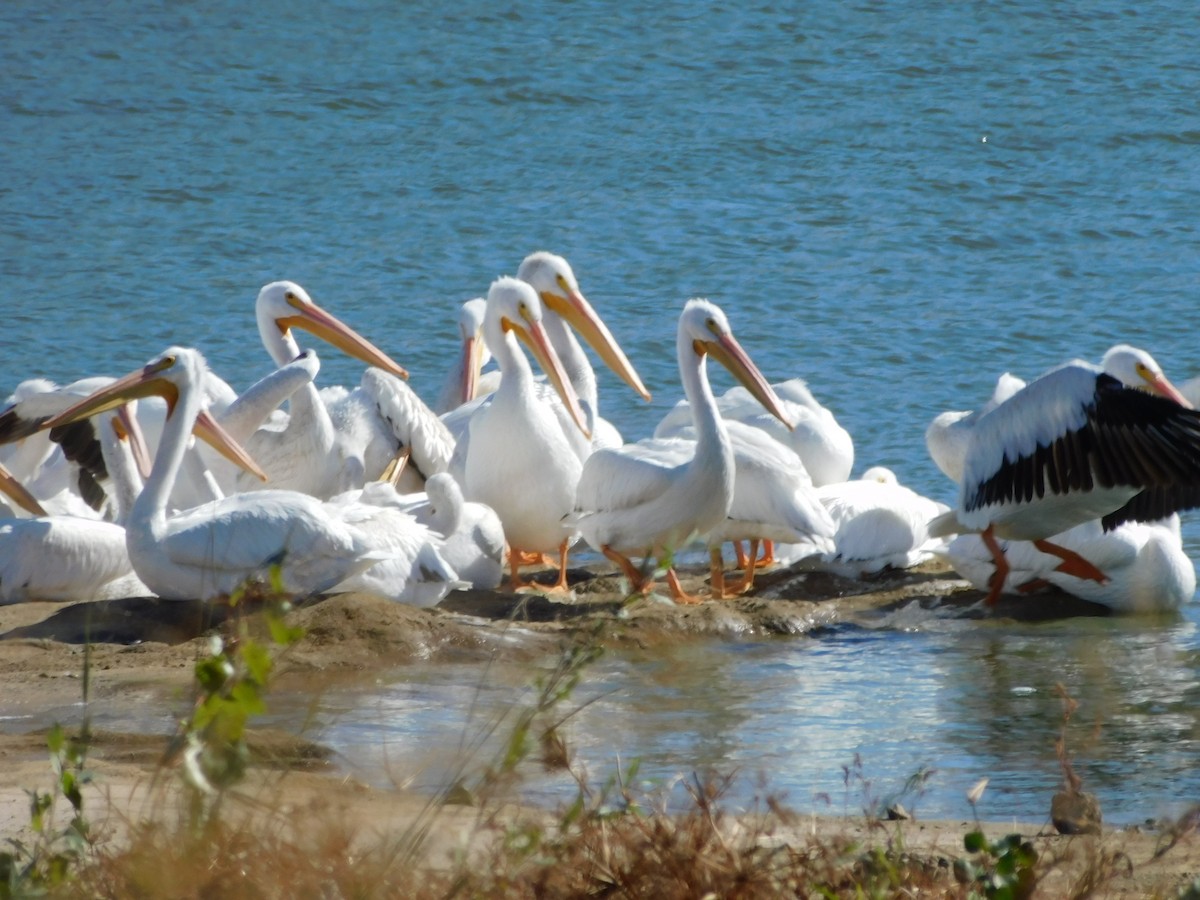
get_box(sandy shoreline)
[0,559,1195,894]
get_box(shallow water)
[3,0,1200,824]
[258,605,1199,826]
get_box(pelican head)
[256,281,409,380]
[43,348,268,482]
[517,251,651,402]
[1101,344,1191,407]
[681,298,793,430]
[487,276,591,439]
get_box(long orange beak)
[0,462,47,517]
[1146,373,1192,409]
[114,404,154,481]
[457,332,487,406]
[277,295,409,380]
[699,332,793,430]
[508,314,592,439]
[540,286,651,402]
[193,409,268,481]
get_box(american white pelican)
[943,516,1195,614]
[462,277,590,592]
[929,344,1200,606]
[0,379,159,520]
[227,281,414,499]
[633,421,836,596]
[566,298,792,603]
[0,377,135,518]
[323,484,464,607]
[925,372,1027,484]
[516,251,650,453]
[443,252,652,472]
[44,348,386,601]
[433,298,500,415]
[655,375,852,486]
[393,473,506,590]
[0,411,152,603]
[778,466,949,576]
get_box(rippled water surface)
[4,0,1200,823]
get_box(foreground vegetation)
[1,586,1198,899]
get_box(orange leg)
[980,525,1010,607]
[507,541,573,594]
[549,539,571,592]
[709,547,732,599]
[757,539,775,567]
[513,549,556,567]
[666,567,704,605]
[1032,539,1109,584]
[722,539,761,596]
[602,544,653,594]
[733,541,750,569]
[1017,577,1053,595]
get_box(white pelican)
[516,251,651,453]
[778,466,949,576]
[566,298,792,603]
[0,377,142,518]
[925,372,1027,484]
[433,298,500,415]
[443,252,652,474]
[655,375,852,486]
[0,379,160,520]
[0,411,152,603]
[228,281,414,499]
[929,344,1200,606]
[323,484,465,607]
[44,348,387,601]
[943,516,1195,614]
[633,421,836,596]
[392,473,506,590]
[462,277,590,592]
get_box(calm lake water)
[3,0,1200,823]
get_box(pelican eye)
[556,274,569,290]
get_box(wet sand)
[0,559,1194,894]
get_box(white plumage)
[0,412,151,603]
[232,281,417,499]
[943,516,1195,614]
[778,466,949,576]
[44,348,386,601]
[635,421,836,595]
[930,345,1200,606]
[567,298,792,603]
[462,277,591,591]
[655,375,852,486]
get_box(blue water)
[4,0,1200,823]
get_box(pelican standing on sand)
[567,298,793,604]
[44,348,386,601]
[462,277,591,591]
[929,344,1200,606]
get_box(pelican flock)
[0,256,1197,616]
